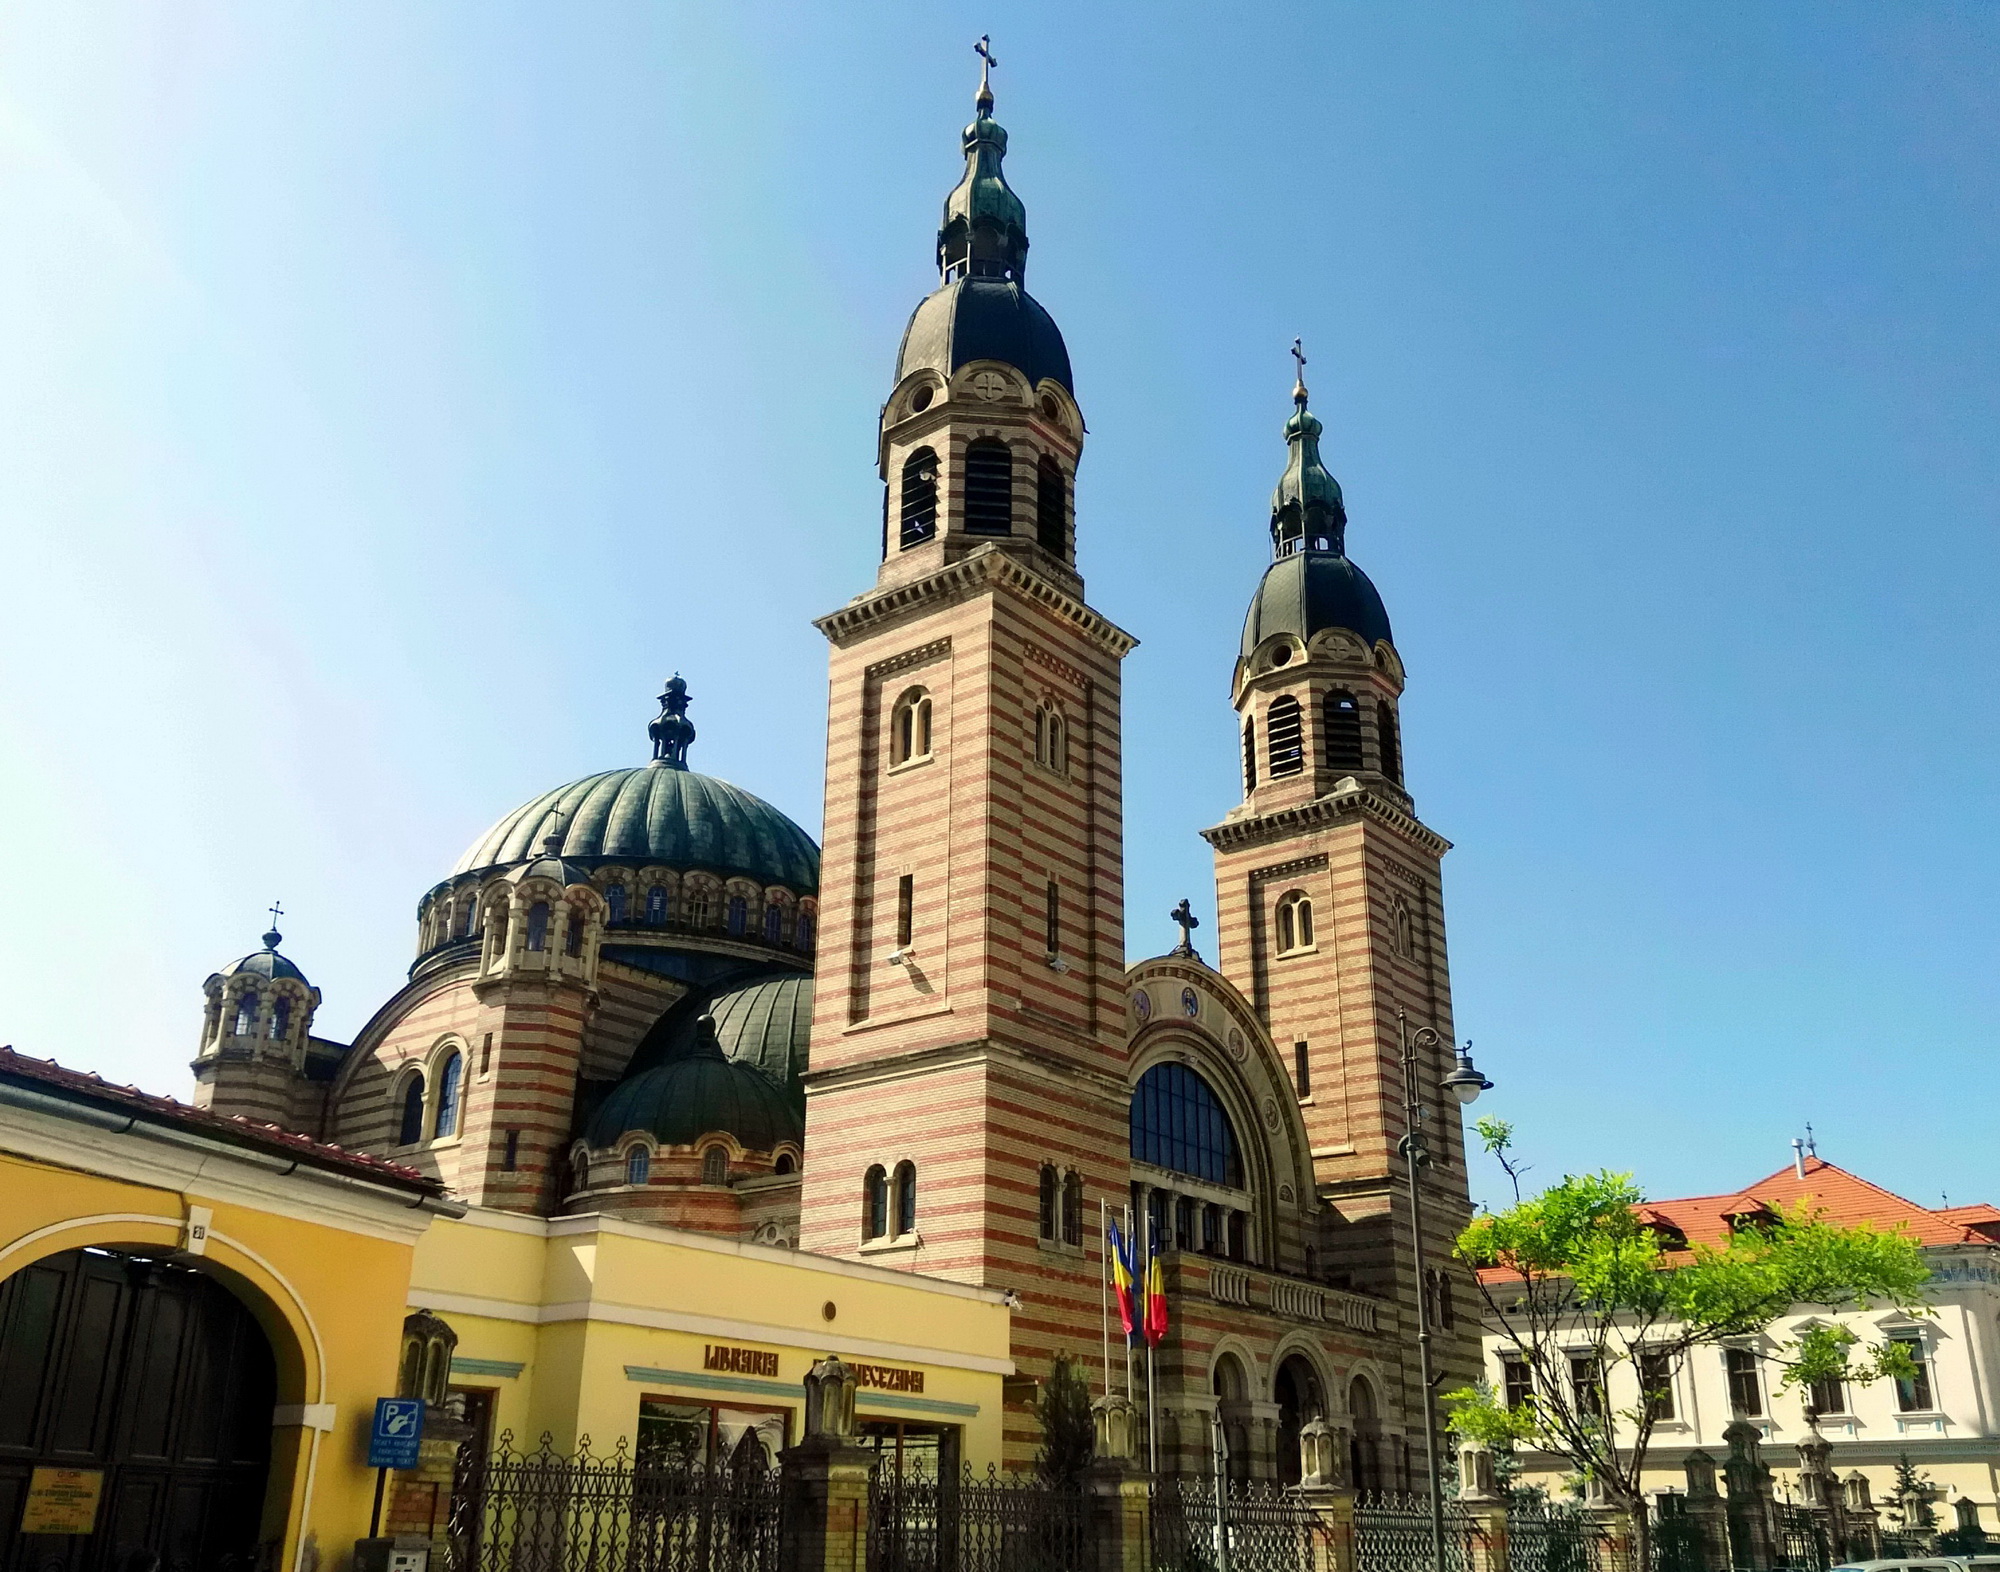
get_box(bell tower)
[1202,351,1477,1375]
[798,44,1136,1456]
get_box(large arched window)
[1325,689,1364,770]
[1275,890,1315,955]
[1035,454,1067,557]
[645,885,667,925]
[1034,703,1068,774]
[893,1161,917,1236]
[232,990,258,1038]
[764,903,784,943]
[606,884,628,926]
[627,1146,652,1186]
[900,447,939,547]
[1268,695,1304,777]
[398,1074,426,1147]
[268,996,291,1040]
[433,1051,463,1138]
[1130,1062,1243,1188]
[890,688,933,766]
[685,886,712,929]
[1376,700,1402,785]
[862,1165,889,1241]
[963,440,1013,534]
[526,901,550,953]
[727,895,748,936]
[795,910,816,950]
[564,910,584,956]
[1242,718,1258,792]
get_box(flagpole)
[1145,1209,1159,1474]
[1123,1205,1135,1401]
[1099,1199,1111,1399]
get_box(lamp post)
[1397,1009,1493,1572]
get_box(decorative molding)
[816,546,1138,659]
[1375,856,1429,893]
[1023,641,1091,691]
[450,1357,525,1379]
[1201,783,1452,859]
[866,638,952,681]
[1248,854,1330,884]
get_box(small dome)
[627,972,813,1097]
[452,765,820,894]
[221,928,307,984]
[587,1018,803,1153]
[1241,551,1394,660]
[896,277,1073,395]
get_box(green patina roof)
[587,1007,804,1153]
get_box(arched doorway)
[0,1246,277,1572]
[1211,1354,1251,1482]
[1274,1354,1323,1486]
[1348,1374,1383,1495]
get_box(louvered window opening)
[963,441,1014,534]
[1325,690,1364,769]
[899,448,938,548]
[1267,696,1305,776]
[1242,719,1258,792]
[1035,455,1066,556]
[1377,699,1402,784]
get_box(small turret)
[938,37,1029,285]
[191,908,322,1127]
[1269,340,1349,558]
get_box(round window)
[1271,645,1292,666]
[910,386,934,413]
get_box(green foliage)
[1033,1351,1096,1488]
[1443,1380,1537,1449]
[1893,1453,1938,1528]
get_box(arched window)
[232,990,258,1037]
[564,910,583,956]
[1213,1353,1247,1401]
[795,911,815,950]
[1376,699,1402,784]
[1242,718,1258,792]
[570,1150,591,1195]
[1275,890,1315,955]
[606,884,628,925]
[1044,879,1061,956]
[1038,1164,1058,1241]
[963,439,1013,534]
[433,1051,462,1138]
[1325,689,1364,770]
[269,996,291,1040]
[900,447,939,547]
[1035,454,1067,557]
[1061,1171,1083,1247]
[1268,695,1304,777]
[1393,897,1415,959]
[774,1151,797,1176]
[686,886,712,929]
[893,1161,917,1235]
[645,885,667,925]
[1130,1063,1243,1188]
[626,1146,651,1186]
[890,688,933,766]
[702,1146,728,1186]
[526,901,550,953]
[1035,703,1068,774]
[862,1165,889,1241]
[458,901,476,938]
[727,895,748,936]
[398,1074,426,1147]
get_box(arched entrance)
[0,1246,277,1572]
[1273,1354,1323,1486]
[1347,1374,1383,1495]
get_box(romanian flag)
[1142,1224,1168,1347]
[1107,1217,1140,1344]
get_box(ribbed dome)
[896,278,1072,394]
[586,1022,804,1153]
[220,929,307,983]
[1240,552,1394,660]
[627,972,812,1096]
[453,764,820,893]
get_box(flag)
[1142,1223,1168,1347]
[1107,1217,1140,1343]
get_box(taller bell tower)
[1202,353,1479,1385]
[798,50,1136,1455]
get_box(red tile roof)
[0,1046,442,1198]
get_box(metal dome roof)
[452,763,820,894]
[895,277,1072,394]
[220,928,308,984]
[626,971,812,1097]
[585,1015,804,1153]
[1240,551,1394,660]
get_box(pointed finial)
[540,805,568,857]
[649,674,697,768]
[1290,338,1309,408]
[974,35,998,115]
[263,901,284,951]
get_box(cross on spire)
[1290,337,1309,406]
[263,901,284,951]
[974,35,998,111]
[1169,898,1201,959]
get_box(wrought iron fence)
[1773,1505,1831,1572]
[1148,1474,1324,1572]
[1354,1492,1485,1572]
[447,1431,781,1572]
[1648,1507,1707,1572]
[867,1465,1087,1572]
[1510,1499,1608,1572]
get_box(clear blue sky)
[2,4,1994,1214]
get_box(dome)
[896,277,1073,395]
[221,928,307,984]
[586,1019,803,1153]
[627,972,813,1096]
[452,763,820,894]
[1240,551,1395,660]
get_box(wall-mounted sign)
[21,1468,103,1535]
[703,1344,779,1378]
[851,1362,925,1394]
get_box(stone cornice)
[1200,781,1452,859]
[816,546,1139,660]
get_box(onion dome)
[219,916,308,984]
[1241,345,1393,657]
[624,972,812,1099]
[448,681,820,894]
[586,1015,803,1153]
[893,37,1073,394]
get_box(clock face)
[969,370,1010,402]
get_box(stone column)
[779,1357,876,1572]
[1457,1441,1510,1572]
[1721,1418,1778,1572]
[1796,1418,1847,1560]
[1297,1418,1357,1572]
[1084,1395,1151,1572]
[1844,1472,1881,1560]
[1682,1450,1730,1572]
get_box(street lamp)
[1397,1011,1493,1572]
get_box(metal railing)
[1354,1492,1485,1572]
[867,1465,1086,1572]
[1149,1475,1326,1572]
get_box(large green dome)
[626,972,812,1097]
[587,1015,804,1153]
[453,763,820,893]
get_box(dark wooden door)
[0,1248,275,1572]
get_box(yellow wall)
[0,1148,431,1572]
[411,1210,1014,1467]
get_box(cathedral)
[189,57,1483,1478]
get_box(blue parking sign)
[368,1398,425,1468]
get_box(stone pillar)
[1298,1419,1357,1572]
[780,1357,875,1572]
[1589,1508,1639,1572]
[1721,1418,1778,1572]
[1844,1472,1882,1560]
[1084,1395,1151,1572]
[1797,1419,1847,1559]
[1457,1442,1509,1572]
[1683,1450,1730,1572]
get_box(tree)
[1446,1118,1931,1568]
[1892,1453,1937,1531]
[1034,1351,1096,1488]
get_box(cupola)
[191,911,322,1125]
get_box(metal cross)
[268,900,284,930]
[975,35,998,77]
[1291,338,1307,380]
[1168,899,1201,957]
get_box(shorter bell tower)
[192,911,322,1128]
